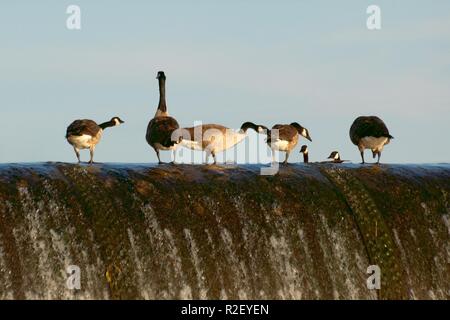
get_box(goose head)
[111,117,125,126]
[300,145,308,154]
[328,151,341,161]
[290,122,312,141]
[156,71,166,80]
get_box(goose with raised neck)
[146,71,181,164]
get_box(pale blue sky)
[0,1,449,163]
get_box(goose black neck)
[158,78,167,113]
[99,120,115,130]
[303,153,309,163]
[240,122,258,133]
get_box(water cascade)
[0,163,449,299]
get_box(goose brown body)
[146,117,180,150]
[176,123,249,164]
[350,116,393,164]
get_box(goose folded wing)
[355,118,391,138]
[149,117,180,148]
[66,120,100,138]
[272,124,297,141]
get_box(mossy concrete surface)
[0,163,449,299]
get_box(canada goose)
[66,117,124,164]
[265,123,312,164]
[327,151,348,163]
[350,116,394,164]
[299,145,309,163]
[176,122,263,164]
[146,71,180,164]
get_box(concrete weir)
[0,162,449,299]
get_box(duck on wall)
[299,147,348,164]
[175,122,265,164]
[326,151,348,163]
[264,123,312,164]
[146,71,181,164]
[350,116,394,164]
[66,117,124,164]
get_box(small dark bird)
[146,71,180,164]
[299,145,309,163]
[327,151,348,163]
[350,116,393,164]
[265,123,312,164]
[66,117,124,164]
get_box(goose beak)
[120,120,125,124]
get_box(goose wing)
[271,124,298,142]
[350,116,392,145]
[146,116,180,148]
[66,120,100,138]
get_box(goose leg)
[74,147,81,163]
[360,150,365,164]
[211,151,217,165]
[172,149,177,164]
[377,152,381,164]
[89,146,95,164]
[156,149,162,164]
[283,151,290,164]
[204,150,211,164]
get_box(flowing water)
[0,163,449,299]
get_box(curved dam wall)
[0,163,449,300]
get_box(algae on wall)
[0,163,449,299]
